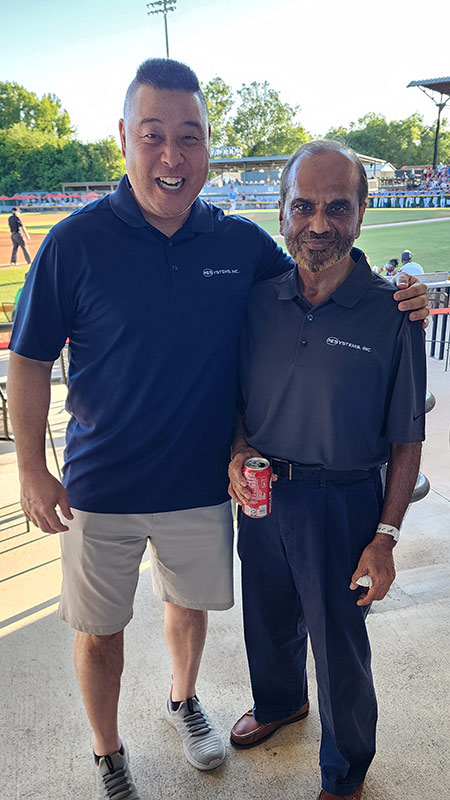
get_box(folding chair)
[1,302,14,322]
[59,344,69,386]
[0,386,30,532]
[51,344,69,386]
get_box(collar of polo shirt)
[277,248,373,309]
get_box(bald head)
[280,140,368,210]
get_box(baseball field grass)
[241,208,450,272]
[1,207,449,321]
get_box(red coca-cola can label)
[243,457,272,518]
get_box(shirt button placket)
[167,240,178,284]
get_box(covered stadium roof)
[407,77,450,167]
[62,151,386,194]
[208,151,386,174]
[407,77,450,95]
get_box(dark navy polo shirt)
[10,176,294,513]
[240,248,426,469]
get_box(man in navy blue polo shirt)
[228,141,426,800]
[8,60,427,797]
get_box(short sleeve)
[385,317,426,444]
[9,234,73,362]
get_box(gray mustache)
[298,233,340,242]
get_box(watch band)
[376,523,400,542]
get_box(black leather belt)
[269,457,376,483]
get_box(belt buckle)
[288,462,293,480]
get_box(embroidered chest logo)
[326,336,372,353]
[203,268,240,277]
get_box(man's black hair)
[280,139,368,208]
[123,58,207,120]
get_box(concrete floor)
[1,350,449,800]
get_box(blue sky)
[1,0,449,144]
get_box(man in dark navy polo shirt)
[7,60,427,798]
[228,141,426,800]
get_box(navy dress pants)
[238,471,383,796]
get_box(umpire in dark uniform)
[8,207,32,266]
[228,140,426,800]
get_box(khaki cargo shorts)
[58,501,234,635]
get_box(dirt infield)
[0,231,46,266]
[0,212,70,266]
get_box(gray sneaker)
[164,696,226,771]
[94,740,142,799]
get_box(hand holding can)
[243,458,272,518]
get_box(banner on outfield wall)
[368,194,450,208]
[210,146,242,158]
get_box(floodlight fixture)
[146,0,177,57]
[407,77,450,168]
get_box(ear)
[354,201,367,240]
[278,199,284,236]
[119,119,127,159]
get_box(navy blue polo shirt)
[10,175,293,513]
[240,248,426,469]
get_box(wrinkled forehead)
[288,151,361,204]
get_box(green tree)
[0,122,59,192]
[325,112,450,166]
[0,81,74,138]
[84,138,125,181]
[230,81,309,156]
[0,124,124,192]
[324,126,349,143]
[37,92,73,138]
[347,113,391,160]
[201,77,234,146]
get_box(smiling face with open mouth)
[279,150,366,274]
[119,85,210,236]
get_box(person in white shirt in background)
[399,250,424,276]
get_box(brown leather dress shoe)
[316,783,364,800]
[230,700,310,748]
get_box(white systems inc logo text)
[326,336,372,353]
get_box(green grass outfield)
[240,208,450,271]
[1,207,449,312]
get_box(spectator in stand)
[8,207,32,266]
[399,250,424,276]
[385,258,399,277]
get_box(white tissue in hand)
[356,575,373,588]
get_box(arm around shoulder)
[392,272,429,325]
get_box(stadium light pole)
[407,78,450,169]
[147,0,177,58]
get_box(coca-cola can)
[243,457,272,518]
